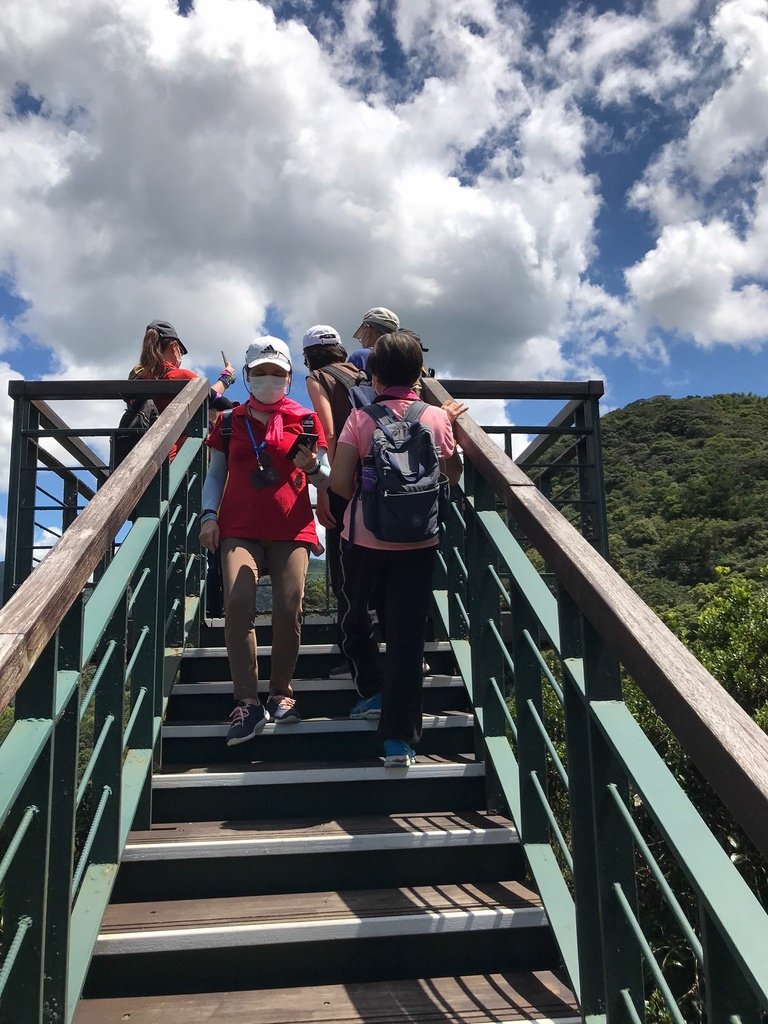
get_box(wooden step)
[163,712,473,738]
[113,812,523,902]
[124,810,516,859]
[167,675,470,719]
[77,970,580,1022]
[84,883,557,997]
[183,641,454,659]
[180,641,457,682]
[171,675,465,694]
[160,713,475,764]
[151,757,486,821]
[98,880,545,951]
[203,612,339,630]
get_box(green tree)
[691,567,768,732]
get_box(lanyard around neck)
[243,413,267,460]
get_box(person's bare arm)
[328,442,360,499]
[315,488,336,529]
[442,449,463,486]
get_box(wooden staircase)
[74,618,580,1023]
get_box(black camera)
[250,450,280,490]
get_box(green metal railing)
[422,376,768,1024]
[0,377,209,1024]
[437,379,610,556]
[2,373,768,1023]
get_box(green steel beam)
[466,467,506,810]
[167,435,203,497]
[485,735,581,999]
[474,509,561,647]
[119,745,156,849]
[591,700,768,1005]
[44,603,83,1023]
[432,588,449,635]
[81,517,158,664]
[701,907,766,1024]
[0,720,52,819]
[54,670,81,720]
[66,864,118,1021]
[432,589,475,701]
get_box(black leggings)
[338,541,437,746]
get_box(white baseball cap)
[245,336,292,371]
[302,325,342,349]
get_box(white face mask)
[248,373,289,404]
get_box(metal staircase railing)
[422,376,768,1023]
[1,373,767,1022]
[0,377,209,1023]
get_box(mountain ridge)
[601,391,768,617]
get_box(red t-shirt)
[206,403,326,544]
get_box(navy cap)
[147,319,188,356]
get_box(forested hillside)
[601,393,768,619]
[600,394,768,1019]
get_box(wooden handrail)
[424,376,768,860]
[0,376,210,713]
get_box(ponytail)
[137,328,167,380]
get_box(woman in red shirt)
[131,319,236,460]
[199,337,331,746]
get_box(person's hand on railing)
[200,517,220,553]
[442,399,468,423]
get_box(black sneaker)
[265,694,301,724]
[328,660,351,679]
[226,701,269,746]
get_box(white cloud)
[0,0,765,480]
[546,3,698,106]
[685,0,768,186]
[626,216,768,346]
[629,0,768,216]
[0,0,607,391]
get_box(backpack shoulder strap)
[361,402,397,426]
[402,400,429,423]
[320,364,367,391]
[221,409,234,465]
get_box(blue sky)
[1,0,767,546]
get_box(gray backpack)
[355,400,448,543]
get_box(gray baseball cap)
[352,307,399,340]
